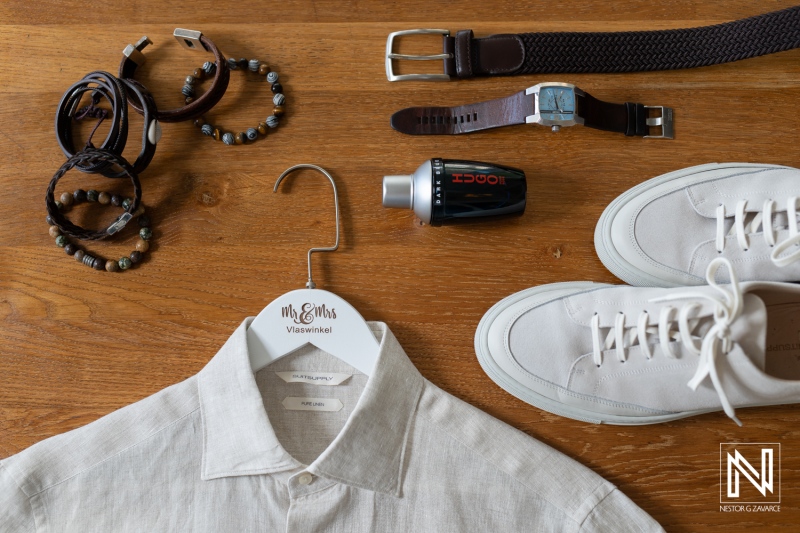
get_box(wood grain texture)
[2,2,800,530]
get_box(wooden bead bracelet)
[48,193,153,272]
[46,149,142,240]
[185,57,286,146]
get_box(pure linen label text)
[282,397,344,412]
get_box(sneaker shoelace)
[716,197,800,267]
[591,258,745,425]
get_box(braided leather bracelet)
[46,149,142,241]
[119,29,230,123]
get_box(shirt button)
[298,473,313,485]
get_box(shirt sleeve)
[0,461,35,533]
[578,488,664,533]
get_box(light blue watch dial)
[540,87,575,113]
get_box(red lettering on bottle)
[451,173,507,185]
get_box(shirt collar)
[198,318,424,496]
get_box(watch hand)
[557,92,566,111]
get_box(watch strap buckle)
[644,106,674,139]
[385,29,452,81]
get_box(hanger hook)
[274,164,340,290]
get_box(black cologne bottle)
[382,159,526,226]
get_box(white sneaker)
[474,259,800,425]
[595,162,800,287]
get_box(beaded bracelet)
[46,149,142,240]
[48,197,153,272]
[185,57,286,146]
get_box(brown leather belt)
[391,83,673,138]
[386,6,800,81]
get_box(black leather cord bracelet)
[120,78,160,174]
[55,71,128,176]
[46,149,142,241]
[55,72,160,178]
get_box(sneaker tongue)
[730,293,768,371]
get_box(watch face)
[538,86,576,121]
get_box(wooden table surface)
[2,1,799,531]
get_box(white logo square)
[720,443,781,504]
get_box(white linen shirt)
[0,319,663,532]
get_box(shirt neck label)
[275,371,351,386]
[282,397,344,412]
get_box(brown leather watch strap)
[390,91,531,135]
[391,88,652,137]
[577,93,648,137]
[119,33,230,123]
[439,6,800,78]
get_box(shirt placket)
[285,471,340,532]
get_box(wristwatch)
[390,82,673,139]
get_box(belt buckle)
[385,29,451,81]
[644,106,674,139]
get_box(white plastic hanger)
[246,164,380,376]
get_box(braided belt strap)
[386,6,800,81]
[447,6,800,77]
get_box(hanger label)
[275,371,352,386]
[282,397,344,412]
[281,303,336,326]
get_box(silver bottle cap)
[381,161,433,223]
[382,175,413,208]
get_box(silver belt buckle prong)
[122,36,153,66]
[173,28,204,51]
[386,29,451,81]
[644,106,674,139]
